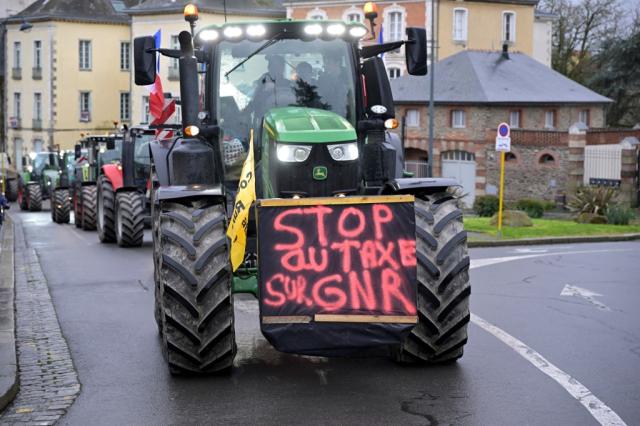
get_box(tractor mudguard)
[102,163,124,192]
[149,139,175,187]
[380,177,461,195]
[155,184,224,202]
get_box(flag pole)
[427,0,437,177]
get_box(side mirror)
[74,144,82,159]
[362,57,395,120]
[406,28,427,76]
[134,36,157,86]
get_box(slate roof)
[126,0,285,17]
[390,50,613,105]
[5,0,131,24]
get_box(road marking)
[470,248,633,270]
[514,248,548,253]
[471,313,627,426]
[561,284,610,311]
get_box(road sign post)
[495,123,511,235]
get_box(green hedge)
[606,205,636,225]
[515,199,545,218]
[473,195,499,217]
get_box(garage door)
[441,150,476,208]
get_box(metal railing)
[32,119,42,130]
[168,66,180,81]
[405,161,429,177]
[32,67,42,80]
[584,145,622,185]
[11,67,21,80]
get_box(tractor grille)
[271,144,359,198]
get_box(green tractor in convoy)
[50,151,77,224]
[18,151,63,212]
[0,153,19,202]
[69,135,122,230]
[134,5,470,375]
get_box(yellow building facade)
[5,18,130,165]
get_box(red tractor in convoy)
[97,127,155,247]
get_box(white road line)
[471,314,627,426]
[561,284,611,311]
[470,248,633,270]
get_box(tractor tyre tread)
[53,189,70,224]
[97,176,116,243]
[395,193,470,364]
[7,179,18,202]
[27,184,42,212]
[81,185,97,230]
[158,200,236,375]
[115,191,145,247]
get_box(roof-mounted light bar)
[196,22,368,43]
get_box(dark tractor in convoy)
[18,151,62,212]
[98,127,155,247]
[0,153,19,202]
[134,4,470,375]
[71,135,121,230]
[51,151,77,224]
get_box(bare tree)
[542,0,624,83]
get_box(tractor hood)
[263,107,356,144]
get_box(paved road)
[6,205,640,425]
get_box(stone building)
[284,0,555,79]
[390,49,613,206]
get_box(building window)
[120,93,130,121]
[346,12,362,23]
[451,110,466,128]
[307,8,327,20]
[539,153,555,164]
[509,110,521,128]
[170,35,180,69]
[33,140,44,153]
[388,11,403,41]
[503,12,516,43]
[13,93,21,119]
[388,67,401,79]
[79,40,92,70]
[79,92,91,122]
[142,96,150,124]
[579,109,590,126]
[33,41,42,69]
[406,109,420,127]
[453,8,468,42]
[13,42,21,69]
[544,110,556,129]
[120,42,130,71]
[34,93,42,121]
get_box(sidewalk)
[0,216,18,410]
[468,232,640,247]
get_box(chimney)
[502,43,509,59]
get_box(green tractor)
[18,151,62,212]
[135,7,470,375]
[71,135,122,230]
[0,153,19,202]
[50,151,77,224]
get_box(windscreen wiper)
[225,33,282,78]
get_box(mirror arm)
[359,41,405,59]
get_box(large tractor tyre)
[115,191,145,247]
[52,189,70,224]
[81,185,97,231]
[97,176,116,243]
[6,179,18,202]
[151,194,162,335]
[27,185,43,212]
[74,192,82,228]
[158,200,236,375]
[394,193,470,364]
[18,186,28,211]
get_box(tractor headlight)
[276,144,312,162]
[327,142,358,161]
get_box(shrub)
[568,186,617,215]
[543,200,557,211]
[576,213,608,224]
[473,195,499,217]
[489,210,533,227]
[515,199,545,218]
[606,205,636,225]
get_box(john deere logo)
[313,166,327,181]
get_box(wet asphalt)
[7,204,640,425]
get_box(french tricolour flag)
[147,29,176,139]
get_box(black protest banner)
[257,196,417,322]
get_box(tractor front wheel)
[81,185,97,230]
[394,193,470,364]
[6,179,18,202]
[97,176,116,243]
[52,189,70,224]
[73,190,82,228]
[27,185,42,212]
[115,191,144,247]
[157,199,236,375]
